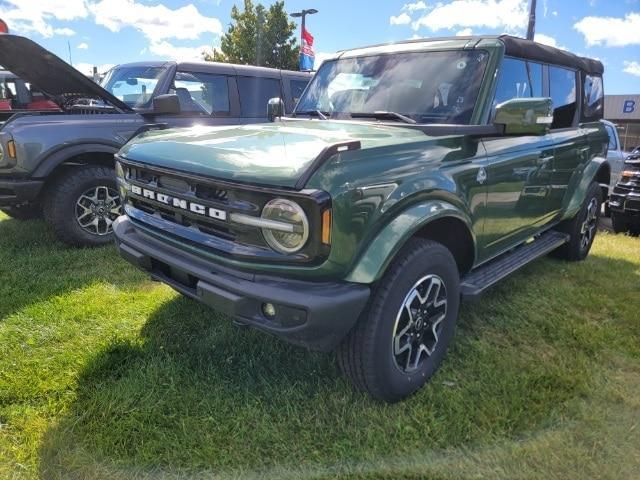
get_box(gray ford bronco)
[0,34,310,246]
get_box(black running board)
[461,230,569,299]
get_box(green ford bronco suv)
[114,35,610,402]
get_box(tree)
[205,0,299,70]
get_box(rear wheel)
[1,203,42,220]
[337,239,460,403]
[552,181,601,261]
[43,165,121,247]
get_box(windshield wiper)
[296,110,328,120]
[350,111,416,124]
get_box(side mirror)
[493,97,553,136]
[152,94,181,115]
[267,97,284,121]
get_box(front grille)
[117,157,331,265]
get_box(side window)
[291,79,309,105]
[583,74,604,120]
[237,77,281,117]
[549,66,577,129]
[173,71,230,115]
[604,124,617,150]
[527,62,543,97]
[493,58,531,108]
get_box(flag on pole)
[300,27,315,71]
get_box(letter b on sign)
[623,100,636,114]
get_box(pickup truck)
[114,35,610,402]
[0,34,310,246]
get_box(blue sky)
[0,0,638,93]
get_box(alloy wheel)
[392,274,448,373]
[75,185,121,236]
[580,197,598,251]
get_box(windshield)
[101,66,165,108]
[296,50,489,124]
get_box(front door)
[480,136,554,258]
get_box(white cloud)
[411,0,528,32]
[148,40,210,61]
[54,27,76,36]
[390,13,412,26]
[456,28,473,36]
[402,1,428,12]
[623,61,640,77]
[534,33,566,50]
[0,0,87,37]
[88,0,223,42]
[552,10,558,16]
[574,13,640,47]
[77,42,89,50]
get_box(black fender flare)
[32,142,121,178]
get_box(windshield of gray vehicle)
[295,50,489,124]
[101,66,165,108]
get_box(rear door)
[236,76,282,122]
[545,65,590,217]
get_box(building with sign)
[605,94,640,153]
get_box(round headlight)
[261,199,309,254]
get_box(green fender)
[345,200,476,284]
[562,157,609,220]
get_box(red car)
[1,70,59,116]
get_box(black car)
[610,152,640,234]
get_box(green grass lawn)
[1,211,639,480]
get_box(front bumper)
[114,216,370,352]
[609,192,640,215]
[0,177,44,206]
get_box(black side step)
[461,230,569,299]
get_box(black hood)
[0,34,132,112]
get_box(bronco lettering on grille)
[130,184,227,221]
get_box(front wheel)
[43,165,122,247]
[337,239,460,403]
[552,181,602,261]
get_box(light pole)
[290,8,318,69]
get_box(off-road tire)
[611,213,630,234]
[337,238,460,403]
[43,165,119,247]
[552,181,602,261]
[1,203,42,220]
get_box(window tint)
[549,66,577,129]
[583,74,604,120]
[528,62,543,97]
[604,124,617,150]
[291,80,309,105]
[173,71,230,115]
[493,58,531,107]
[237,77,281,117]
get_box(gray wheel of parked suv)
[43,165,122,247]
[337,239,460,403]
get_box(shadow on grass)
[0,217,147,319]
[36,248,640,479]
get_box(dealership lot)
[1,211,638,479]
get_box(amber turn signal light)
[321,209,332,245]
[7,140,16,159]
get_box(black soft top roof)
[499,35,603,74]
